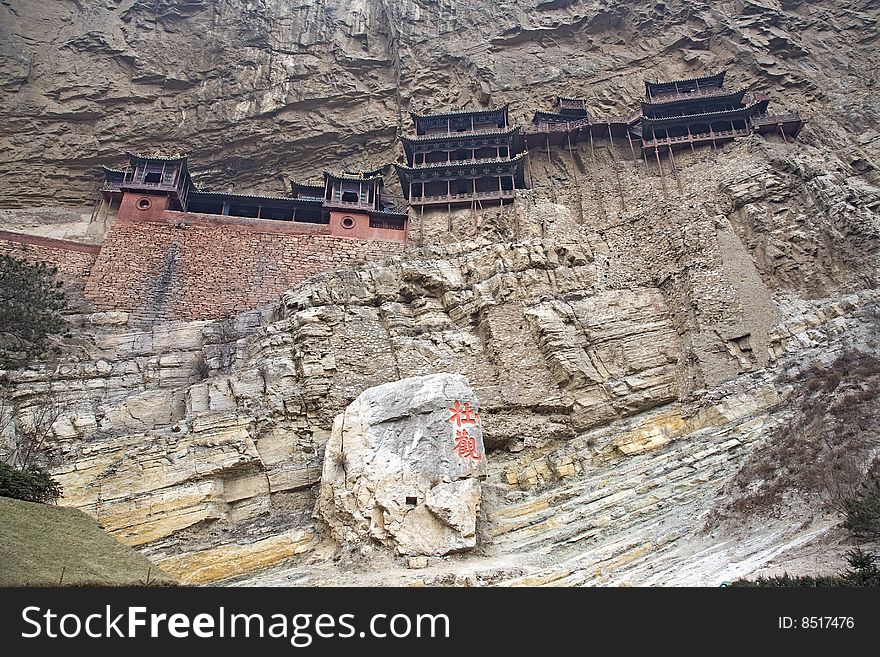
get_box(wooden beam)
[668,146,683,195]
[588,128,605,220]
[654,148,667,195]
[626,130,636,160]
[567,133,584,225]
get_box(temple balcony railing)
[642,127,751,148]
[558,99,588,111]
[368,218,406,231]
[119,178,185,194]
[523,113,635,135]
[410,189,515,204]
[523,118,591,134]
[411,156,516,169]
[751,112,802,126]
[326,199,376,211]
[648,87,736,104]
[410,127,513,141]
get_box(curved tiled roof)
[645,71,726,92]
[642,87,746,109]
[640,101,762,127]
[189,190,314,204]
[323,170,383,182]
[125,151,188,162]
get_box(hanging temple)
[97,71,805,245]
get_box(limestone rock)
[317,373,487,556]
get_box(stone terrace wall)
[0,230,100,301]
[83,212,405,322]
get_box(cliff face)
[1,0,878,205]
[1,0,879,585]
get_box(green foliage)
[729,573,842,587]
[843,477,880,541]
[0,253,67,369]
[730,548,880,587]
[0,461,62,503]
[842,547,880,587]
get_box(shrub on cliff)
[0,461,62,503]
[731,548,880,587]
[0,253,67,369]
[843,477,880,541]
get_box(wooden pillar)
[546,136,551,164]
[654,147,667,195]
[292,206,297,222]
[567,132,584,224]
[588,128,605,219]
[256,204,262,219]
[668,146,683,195]
[610,143,626,212]
[607,123,615,148]
[626,131,637,160]
[514,203,520,242]
[779,124,788,143]
[221,201,230,215]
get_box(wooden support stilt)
[610,145,626,212]
[654,147,667,195]
[513,202,520,242]
[567,133,585,224]
[545,136,552,164]
[668,146,683,195]
[419,204,425,245]
[779,124,788,143]
[607,123,615,149]
[626,131,637,160]
[90,195,104,224]
[588,128,605,219]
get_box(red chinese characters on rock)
[449,400,482,461]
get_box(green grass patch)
[0,496,175,586]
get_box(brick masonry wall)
[83,211,405,322]
[0,230,100,302]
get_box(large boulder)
[316,373,488,556]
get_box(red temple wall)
[83,208,405,322]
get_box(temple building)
[394,106,528,209]
[638,71,805,153]
[522,96,640,152]
[100,152,407,242]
